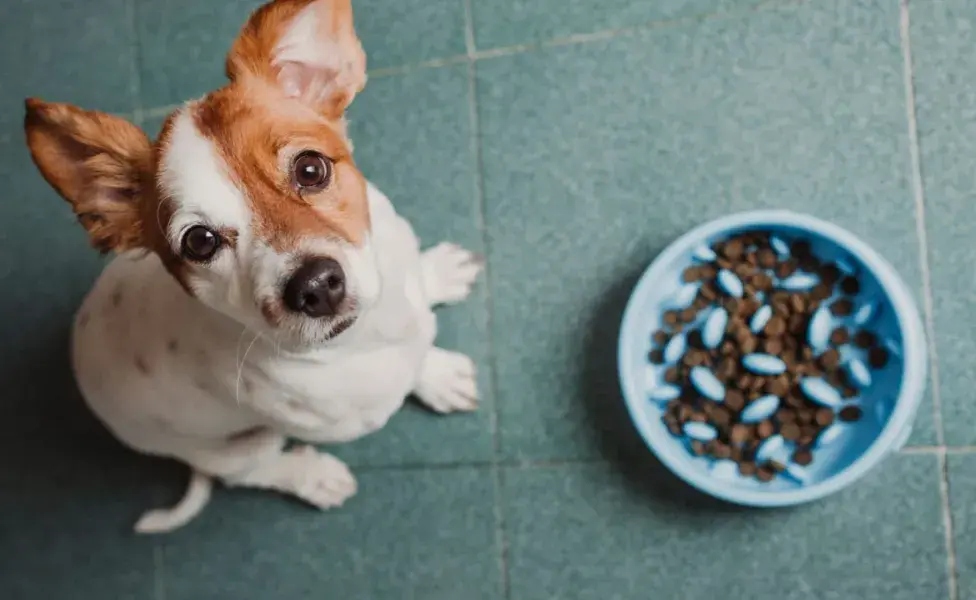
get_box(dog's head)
[24,0,376,349]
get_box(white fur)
[73,181,483,532]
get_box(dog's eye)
[181,226,221,262]
[292,151,333,190]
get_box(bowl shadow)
[577,259,764,515]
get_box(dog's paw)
[289,446,358,510]
[420,242,483,306]
[414,347,479,413]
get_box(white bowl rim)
[617,209,928,507]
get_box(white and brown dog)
[23,0,482,533]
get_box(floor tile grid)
[901,0,957,597]
[127,0,803,123]
[111,1,963,597]
[462,0,512,597]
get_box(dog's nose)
[283,258,346,318]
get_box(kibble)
[651,230,890,484]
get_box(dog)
[23,0,483,533]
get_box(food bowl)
[617,210,927,506]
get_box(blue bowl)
[618,210,927,507]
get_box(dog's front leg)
[413,347,479,413]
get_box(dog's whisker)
[235,330,262,407]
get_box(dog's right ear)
[24,98,152,253]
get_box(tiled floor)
[0,0,973,598]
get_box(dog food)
[649,231,892,483]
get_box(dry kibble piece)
[854,330,877,349]
[664,367,680,384]
[691,440,707,455]
[688,329,705,349]
[797,408,815,424]
[830,327,850,346]
[713,442,732,460]
[756,466,775,482]
[757,420,775,439]
[840,276,860,295]
[793,449,814,466]
[791,240,812,257]
[740,336,759,355]
[752,272,774,291]
[739,461,758,477]
[810,283,832,302]
[839,405,863,422]
[700,265,717,280]
[868,347,890,369]
[667,420,683,435]
[789,294,806,315]
[765,316,787,337]
[830,299,854,317]
[730,423,752,444]
[717,357,738,381]
[664,311,681,326]
[789,314,807,335]
[820,264,841,285]
[700,283,719,301]
[767,375,791,397]
[725,390,746,412]
[775,260,798,279]
[652,330,669,346]
[682,266,702,283]
[819,348,841,371]
[776,408,797,423]
[712,406,733,428]
[815,407,835,427]
[757,249,778,269]
[649,349,665,364]
[679,308,698,323]
[737,374,754,390]
[768,460,787,473]
[723,239,745,259]
[763,338,784,356]
[780,422,802,441]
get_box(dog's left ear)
[227,0,366,120]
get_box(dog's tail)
[134,470,213,534]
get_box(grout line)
[152,543,166,600]
[900,0,945,448]
[131,0,805,119]
[938,448,960,600]
[900,3,957,600]
[125,0,144,126]
[463,1,510,598]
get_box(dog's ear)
[227,0,366,120]
[24,99,152,254]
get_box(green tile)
[502,455,948,600]
[472,0,764,50]
[136,0,264,107]
[0,139,106,416]
[910,0,976,446]
[356,0,467,69]
[0,430,171,600]
[0,0,137,123]
[159,467,502,600]
[136,0,466,109]
[949,454,976,600]
[337,65,492,467]
[477,0,926,460]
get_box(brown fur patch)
[24,99,152,253]
[190,85,369,252]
